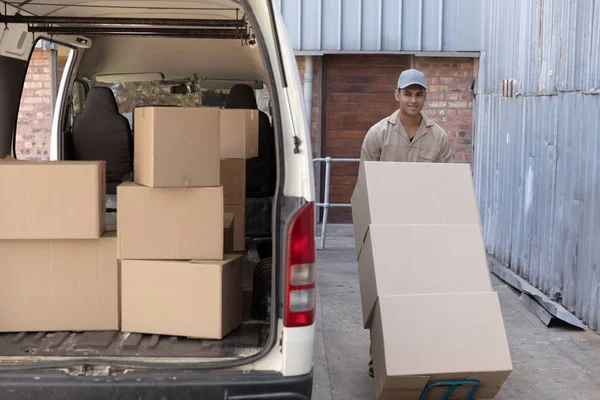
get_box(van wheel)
[251,257,272,321]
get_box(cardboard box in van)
[221,158,246,205]
[224,212,235,254]
[220,109,259,159]
[0,160,105,239]
[134,107,220,188]
[371,293,513,400]
[118,183,224,260]
[121,255,243,339]
[225,205,245,251]
[351,162,481,257]
[0,231,118,332]
[357,225,493,328]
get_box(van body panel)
[0,369,313,399]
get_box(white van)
[0,1,316,398]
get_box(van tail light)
[284,202,316,328]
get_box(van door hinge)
[293,136,301,154]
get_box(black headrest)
[225,84,258,110]
[84,86,119,113]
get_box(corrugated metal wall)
[475,0,600,329]
[274,0,481,52]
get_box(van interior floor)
[0,250,270,359]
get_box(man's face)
[395,84,426,117]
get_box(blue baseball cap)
[397,69,427,90]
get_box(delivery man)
[359,68,453,164]
[360,68,453,378]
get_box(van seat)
[71,86,133,195]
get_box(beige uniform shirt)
[360,110,453,163]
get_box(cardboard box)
[118,183,224,260]
[224,212,235,253]
[221,158,246,204]
[371,293,513,400]
[134,107,220,188]
[351,162,481,257]
[0,232,118,332]
[0,160,105,239]
[225,205,245,251]
[121,255,243,339]
[358,225,493,328]
[220,109,259,159]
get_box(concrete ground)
[311,234,600,400]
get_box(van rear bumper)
[0,369,313,399]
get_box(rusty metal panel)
[476,0,600,331]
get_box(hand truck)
[418,379,481,400]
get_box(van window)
[14,41,74,160]
[94,81,231,117]
[88,80,266,118]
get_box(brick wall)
[15,49,54,160]
[413,57,475,163]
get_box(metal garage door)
[322,55,410,222]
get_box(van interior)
[0,0,279,367]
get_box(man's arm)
[359,127,382,162]
[437,134,454,163]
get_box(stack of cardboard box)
[351,161,513,400]
[220,109,259,252]
[0,159,119,332]
[0,106,258,340]
[119,106,256,339]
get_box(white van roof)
[1,0,266,80]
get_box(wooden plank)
[326,102,399,112]
[323,111,395,122]
[326,65,413,76]
[330,176,360,186]
[326,139,365,149]
[326,83,402,93]
[326,93,397,103]
[325,129,367,139]
[326,120,376,130]
[330,164,360,175]
[326,148,361,158]
[326,74,398,85]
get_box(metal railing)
[313,157,360,250]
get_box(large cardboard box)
[220,109,259,159]
[371,293,513,400]
[0,231,118,332]
[0,160,105,239]
[134,107,220,188]
[221,158,246,205]
[224,212,235,254]
[225,205,245,252]
[351,162,481,257]
[358,225,493,328]
[118,183,224,260]
[121,255,243,339]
